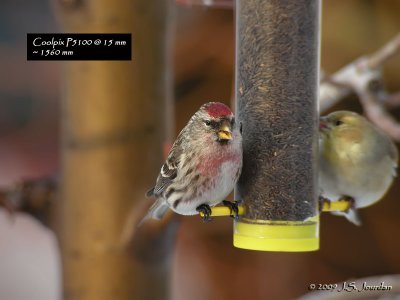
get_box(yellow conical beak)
[218,124,232,140]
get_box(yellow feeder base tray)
[233,217,319,252]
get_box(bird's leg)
[338,195,356,213]
[222,200,239,220]
[234,198,243,205]
[196,204,212,223]
[318,195,331,212]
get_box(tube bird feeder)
[234,0,321,251]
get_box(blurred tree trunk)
[55,0,173,299]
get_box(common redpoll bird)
[319,111,398,225]
[139,102,243,225]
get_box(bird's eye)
[335,120,344,126]
[204,120,212,126]
[231,117,235,126]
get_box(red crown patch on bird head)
[203,102,233,118]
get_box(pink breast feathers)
[196,152,241,177]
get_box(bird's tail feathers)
[137,198,169,227]
[332,208,362,226]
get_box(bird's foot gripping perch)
[318,196,331,212]
[196,204,213,222]
[222,200,240,220]
[338,195,356,213]
[319,196,355,212]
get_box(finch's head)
[319,111,367,144]
[194,102,237,144]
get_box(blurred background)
[0,0,400,299]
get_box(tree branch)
[320,33,400,141]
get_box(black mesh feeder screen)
[233,0,321,252]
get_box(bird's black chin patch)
[217,138,230,145]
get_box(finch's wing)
[149,143,182,197]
